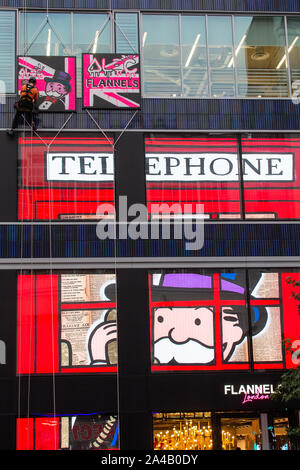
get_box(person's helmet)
[28,77,36,85]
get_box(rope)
[17,2,141,449]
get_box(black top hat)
[44,70,72,92]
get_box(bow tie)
[45,96,57,103]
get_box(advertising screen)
[145,135,300,220]
[82,53,141,109]
[17,272,117,374]
[17,56,76,112]
[16,414,119,450]
[18,135,114,220]
[149,269,300,371]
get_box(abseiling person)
[7,77,39,135]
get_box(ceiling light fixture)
[228,34,247,68]
[276,35,299,70]
[185,34,201,67]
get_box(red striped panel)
[35,274,59,374]
[35,417,59,450]
[16,418,34,450]
[17,275,35,374]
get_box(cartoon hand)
[89,321,117,363]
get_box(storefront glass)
[221,415,261,450]
[153,412,212,450]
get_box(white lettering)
[46,152,114,181]
[46,152,294,183]
[146,153,293,182]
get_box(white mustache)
[154,337,215,364]
[46,91,61,97]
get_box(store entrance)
[220,414,261,450]
[219,412,290,450]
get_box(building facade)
[0,0,300,451]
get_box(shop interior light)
[276,35,299,69]
[228,34,247,68]
[46,28,51,56]
[142,32,147,47]
[92,30,100,54]
[185,34,201,67]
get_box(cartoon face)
[153,305,245,364]
[45,81,68,98]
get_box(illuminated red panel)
[18,136,114,221]
[17,273,118,375]
[242,137,300,219]
[17,275,35,375]
[145,136,241,219]
[16,418,34,450]
[35,418,59,450]
[35,275,59,374]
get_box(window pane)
[115,12,139,53]
[142,14,181,97]
[19,12,72,56]
[153,412,212,450]
[0,10,15,93]
[73,13,111,97]
[234,16,288,98]
[181,15,208,97]
[287,17,300,100]
[207,16,235,97]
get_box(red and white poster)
[18,56,76,112]
[82,53,141,109]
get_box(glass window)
[287,17,300,100]
[0,10,16,94]
[19,12,72,56]
[142,14,181,97]
[115,12,139,53]
[153,412,212,450]
[17,272,117,374]
[181,15,208,97]
[207,16,235,97]
[221,416,261,450]
[234,16,288,98]
[73,13,111,96]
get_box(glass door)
[221,414,262,450]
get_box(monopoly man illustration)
[86,271,269,367]
[17,56,76,112]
